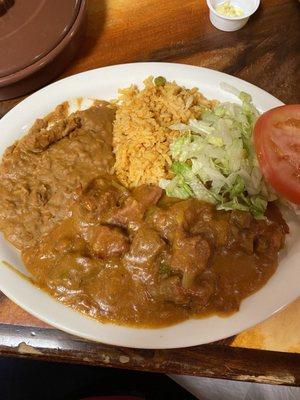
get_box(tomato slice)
[253,104,300,205]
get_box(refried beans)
[0,102,116,249]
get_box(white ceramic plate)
[0,62,299,349]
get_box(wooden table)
[0,0,299,386]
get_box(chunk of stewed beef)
[82,225,129,259]
[151,275,214,309]
[132,185,163,209]
[147,199,212,242]
[79,177,126,218]
[105,185,162,229]
[170,235,211,289]
[105,197,145,229]
[126,227,166,265]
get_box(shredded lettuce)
[159,84,276,218]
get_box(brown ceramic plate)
[0,0,86,99]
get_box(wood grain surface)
[0,0,299,384]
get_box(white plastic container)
[206,0,260,32]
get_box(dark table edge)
[0,324,299,386]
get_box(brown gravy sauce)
[23,178,288,327]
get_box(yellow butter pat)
[216,1,244,17]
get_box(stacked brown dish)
[0,0,86,100]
